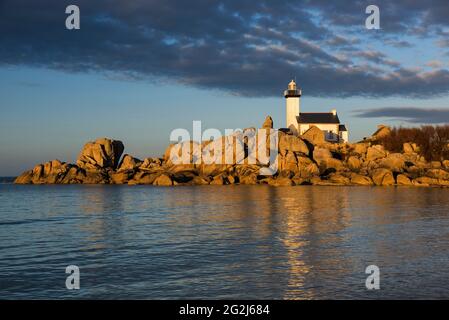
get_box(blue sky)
[1,1,449,176]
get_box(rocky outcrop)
[13,117,449,187]
[262,116,273,129]
[15,160,71,184]
[77,138,124,170]
[370,125,391,141]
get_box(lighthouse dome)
[288,80,296,90]
[284,80,301,98]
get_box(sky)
[1,0,449,176]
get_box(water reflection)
[1,185,449,299]
[78,186,126,252]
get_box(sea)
[1,183,449,299]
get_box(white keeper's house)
[283,80,348,143]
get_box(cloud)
[385,39,413,48]
[325,35,360,49]
[0,0,449,98]
[355,51,400,68]
[354,107,449,123]
[426,60,444,68]
[308,0,449,34]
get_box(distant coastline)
[0,177,16,184]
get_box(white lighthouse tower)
[284,80,301,135]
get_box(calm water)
[1,184,449,299]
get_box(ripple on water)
[1,184,449,299]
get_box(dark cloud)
[385,39,413,48]
[326,35,360,47]
[308,0,449,34]
[354,107,449,123]
[0,0,449,98]
[355,51,400,67]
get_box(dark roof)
[297,113,340,124]
[339,124,347,131]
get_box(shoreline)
[12,121,449,188]
[5,183,449,188]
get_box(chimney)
[331,109,337,116]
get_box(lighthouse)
[284,79,301,135]
[283,78,349,143]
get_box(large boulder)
[396,174,412,186]
[262,116,273,129]
[371,125,391,140]
[297,156,320,178]
[328,173,350,185]
[163,143,176,162]
[76,138,124,170]
[153,174,173,186]
[413,176,437,186]
[164,141,201,166]
[128,172,160,185]
[350,174,373,185]
[371,168,395,186]
[403,142,419,154]
[279,134,309,156]
[347,156,362,171]
[366,145,386,161]
[81,169,111,184]
[278,151,299,174]
[302,125,325,145]
[117,154,142,172]
[313,146,333,163]
[140,157,163,171]
[352,143,368,156]
[171,170,197,183]
[110,171,134,184]
[203,133,247,165]
[379,153,405,172]
[322,158,344,172]
[426,169,449,180]
[313,146,345,172]
[59,166,87,184]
